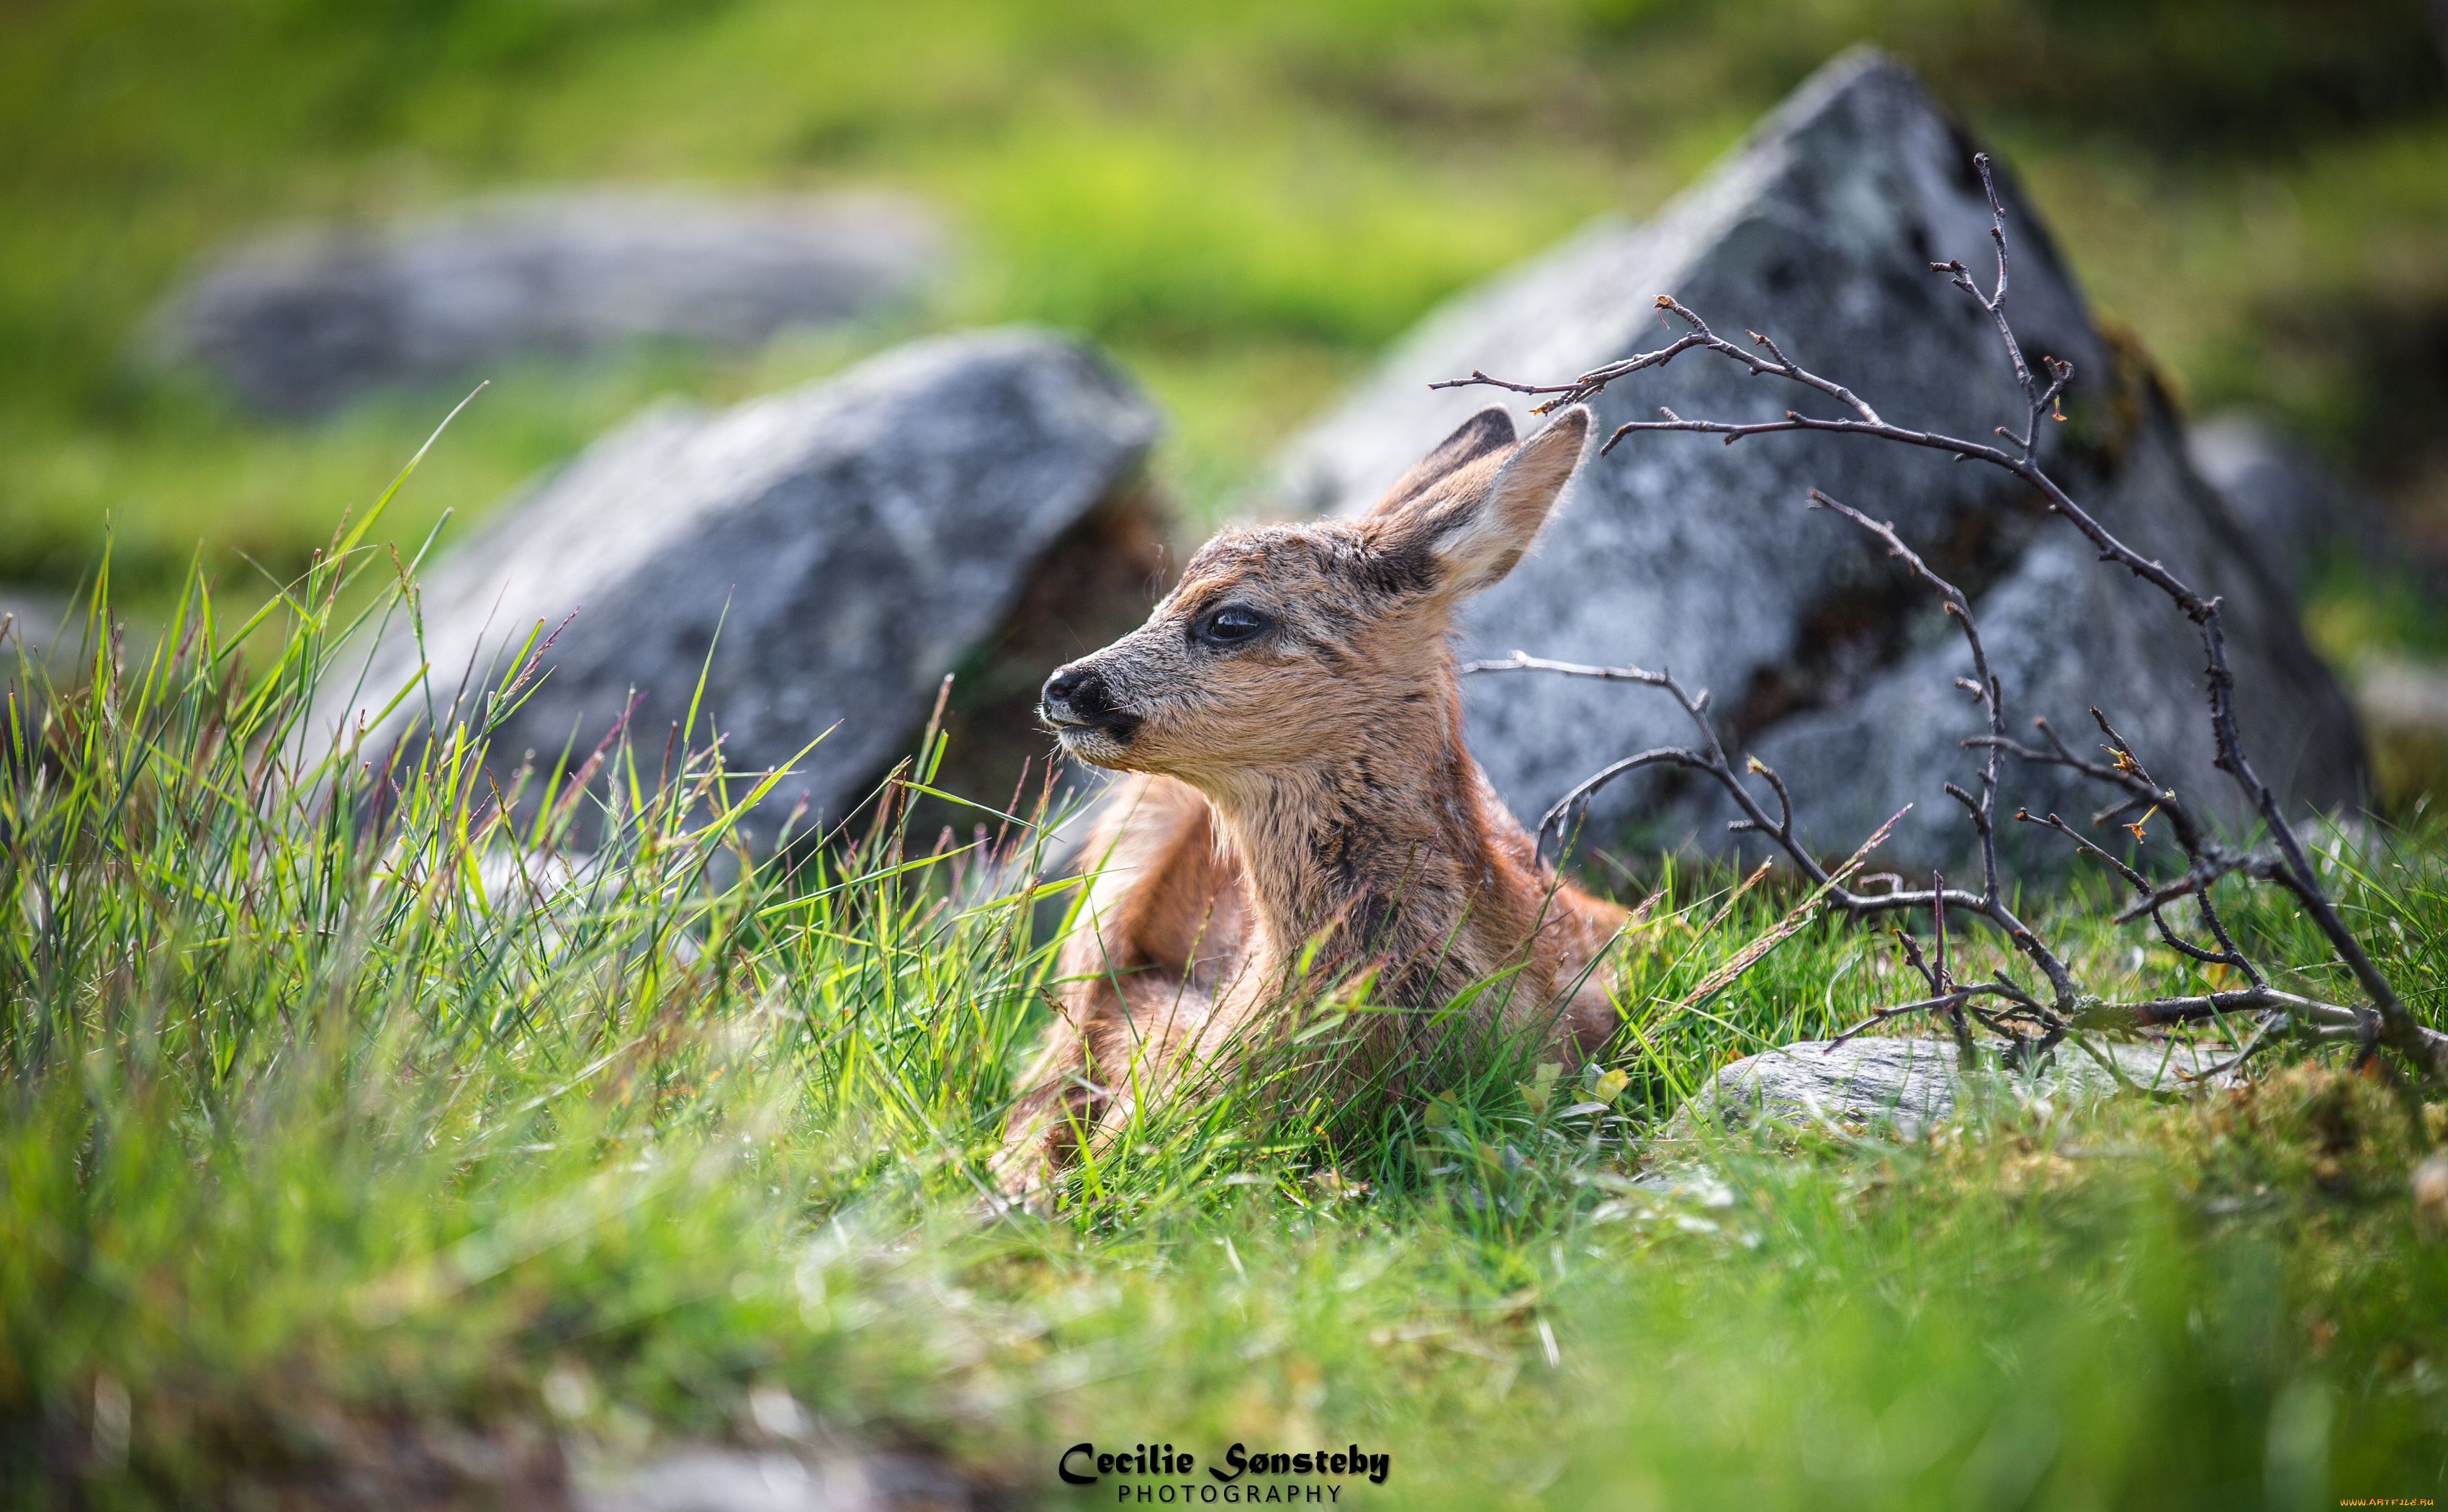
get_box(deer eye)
[1192,604,1270,647]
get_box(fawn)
[994,403,1627,1201]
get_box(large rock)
[1279,50,2360,867]
[2182,415,2448,806]
[334,328,1162,837]
[155,189,945,415]
[2187,413,2393,596]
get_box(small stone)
[1682,1035,2231,1138]
[2413,1153,2448,1242]
[571,1445,984,1512]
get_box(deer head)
[1039,404,1592,793]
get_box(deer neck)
[1195,683,1540,1000]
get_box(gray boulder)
[2351,654,2448,809]
[0,585,73,678]
[330,328,1161,837]
[1279,49,2359,868]
[1688,1035,2231,1138]
[2182,415,2448,803]
[2359,657,2448,737]
[155,189,945,415]
[2187,411,2393,595]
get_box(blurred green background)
[3,0,2445,616]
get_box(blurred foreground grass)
[5,455,2448,1506]
[2,0,2444,608]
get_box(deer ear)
[1364,405,1518,519]
[1380,406,1590,597]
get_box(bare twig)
[1464,640,2080,1022]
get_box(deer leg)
[1074,976,1225,1164]
[1542,885,1634,1058]
[994,775,1249,1204]
[989,1012,1104,1208]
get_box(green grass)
[2,0,2444,608]
[6,469,2448,1507]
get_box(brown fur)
[994,405,1628,1202]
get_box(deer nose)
[1040,664,1117,728]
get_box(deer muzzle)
[1039,662,1140,748]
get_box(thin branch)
[1464,637,2081,1019]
